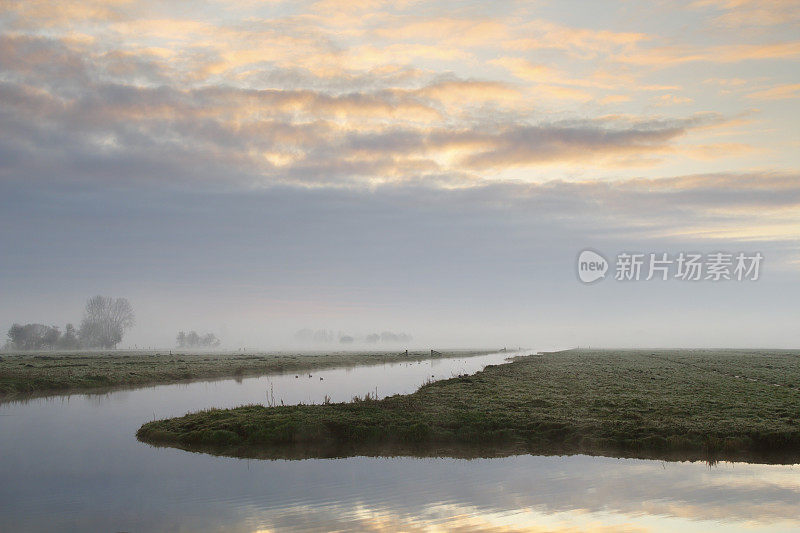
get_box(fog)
[1,182,798,351]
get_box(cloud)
[370,16,511,48]
[414,79,521,107]
[0,0,138,27]
[1,32,738,189]
[451,115,724,170]
[747,83,800,100]
[501,19,648,57]
[600,94,632,105]
[0,0,796,195]
[617,42,800,66]
[489,57,595,101]
[691,0,800,28]
[652,94,694,106]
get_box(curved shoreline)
[138,349,800,465]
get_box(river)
[1,351,798,532]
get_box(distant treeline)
[4,296,135,350]
[365,332,412,344]
[176,331,221,348]
[294,329,412,344]
[6,323,80,350]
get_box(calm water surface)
[1,351,798,532]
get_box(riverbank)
[137,349,800,464]
[0,349,494,400]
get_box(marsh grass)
[137,349,800,464]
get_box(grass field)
[0,349,493,400]
[137,349,800,464]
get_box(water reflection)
[0,351,798,532]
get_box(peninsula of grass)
[137,349,800,464]
[0,349,493,400]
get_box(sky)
[0,0,798,349]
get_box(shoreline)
[140,435,800,466]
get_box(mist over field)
[2,181,797,350]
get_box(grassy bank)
[0,349,493,400]
[137,349,800,464]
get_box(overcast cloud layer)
[1,1,798,348]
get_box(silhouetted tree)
[380,331,412,343]
[176,330,221,348]
[78,296,135,349]
[186,331,200,347]
[6,323,61,350]
[294,329,336,343]
[201,333,221,347]
[42,325,60,347]
[59,323,79,349]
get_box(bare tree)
[201,333,221,347]
[78,296,135,349]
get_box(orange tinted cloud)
[747,83,800,100]
[691,0,800,28]
[0,0,796,192]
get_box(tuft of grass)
[137,349,800,464]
